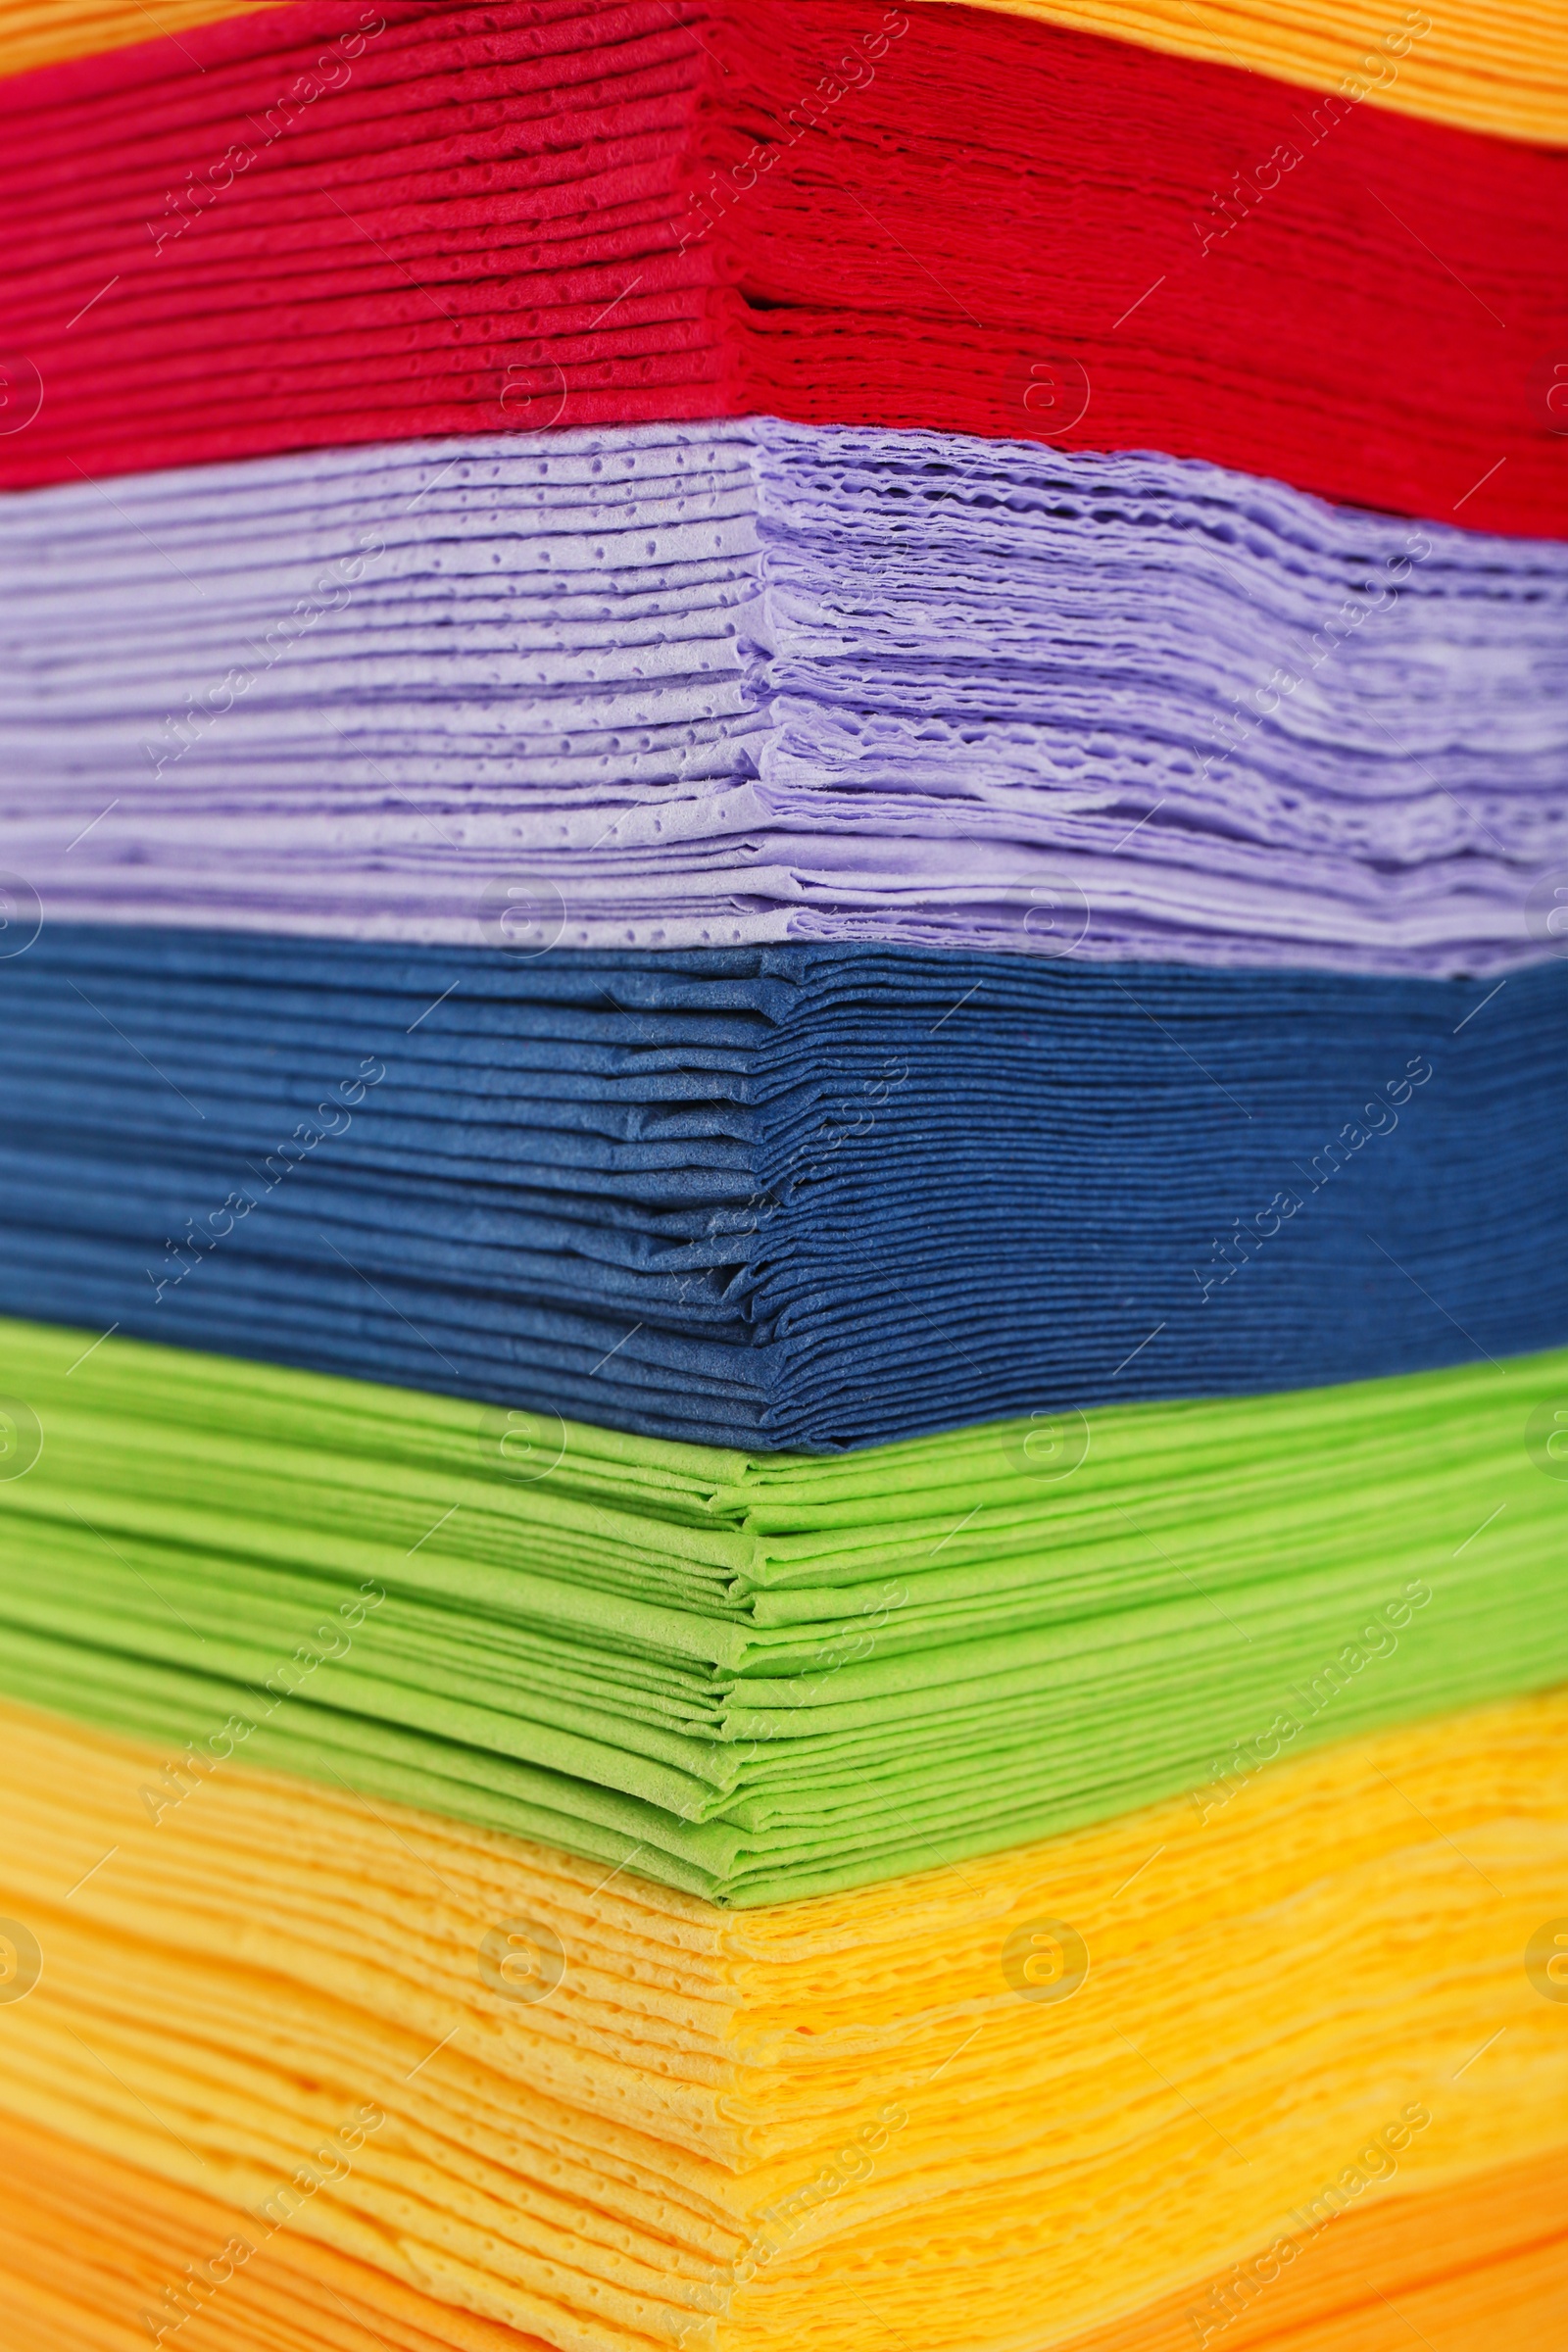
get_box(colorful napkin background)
[0,3,1564,2349]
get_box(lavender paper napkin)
[3,421,1563,972]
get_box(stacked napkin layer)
[3,0,1562,538]
[0,932,1563,1446]
[0,1689,1564,2351]
[943,0,1568,142]
[0,0,270,79]
[3,1318,1564,1902]
[7,424,1564,972]
[6,2117,1567,2352]
[10,0,1568,146]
